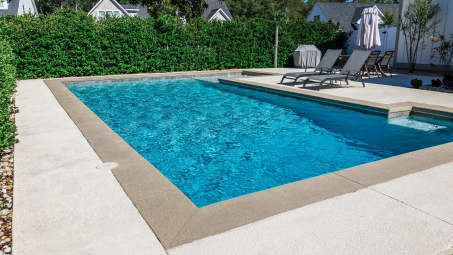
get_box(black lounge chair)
[302,50,371,91]
[280,49,343,86]
[376,51,395,77]
[363,50,381,78]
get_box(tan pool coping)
[44,69,453,250]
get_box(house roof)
[202,0,232,20]
[205,8,230,20]
[315,2,399,31]
[120,4,149,18]
[88,0,131,16]
[88,0,232,20]
[0,0,19,16]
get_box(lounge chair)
[280,49,343,86]
[376,51,395,77]
[363,50,381,78]
[302,50,371,91]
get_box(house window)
[98,10,120,18]
[0,0,8,9]
[314,15,320,21]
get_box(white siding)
[396,0,453,66]
[210,12,227,21]
[0,0,10,10]
[96,0,120,11]
[346,26,397,66]
[306,4,327,22]
[17,0,37,15]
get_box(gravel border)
[0,144,14,255]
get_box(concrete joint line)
[369,187,453,227]
[168,209,198,249]
[334,171,453,227]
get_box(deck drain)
[96,162,119,170]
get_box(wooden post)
[274,25,279,68]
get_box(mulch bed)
[391,68,444,77]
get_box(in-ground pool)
[66,75,453,207]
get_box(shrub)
[410,78,423,88]
[431,78,442,87]
[0,10,349,79]
[443,74,453,84]
[0,39,18,151]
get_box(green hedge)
[0,9,349,79]
[0,39,18,151]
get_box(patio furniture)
[337,49,348,68]
[281,49,343,86]
[376,51,395,78]
[302,50,371,91]
[293,45,322,71]
[363,50,381,78]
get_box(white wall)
[346,26,397,66]
[306,4,327,22]
[17,0,37,15]
[396,0,453,67]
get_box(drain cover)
[96,162,119,170]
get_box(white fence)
[346,26,397,66]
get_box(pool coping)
[43,69,453,250]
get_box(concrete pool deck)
[13,69,453,254]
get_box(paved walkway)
[247,68,452,107]
[13,79,166,254]
[169,163,453,255]
[13,70,453,254]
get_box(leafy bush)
[0,10,348,79]
[443,74,453,84]
[431,78,442,87]
[410,78,423,88]
[0,39,18,151]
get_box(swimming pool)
[66,75,453,207]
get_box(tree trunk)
[75,0,78,11]
[60,0,63,9]
[408,62,416,73]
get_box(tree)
[379,7,397,28]
[399,0,441,72]
[430,34,453,77]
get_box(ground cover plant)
[0,39,18,151]
[0,10,349,79]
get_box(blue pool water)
[66,75,453,207]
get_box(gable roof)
[315,2,399,31]
[0,0,20,16]
[88,0,131,16]
[205,8,230,20]
[202,0,232,20]
[88,0,232,20]
[120,4,149,18]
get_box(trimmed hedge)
[0,9,349,79]
[0,39,18,151]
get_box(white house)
[88,0,232,21]
[306,2,399,31]
[394,0,453,71]
[0,0,37,16]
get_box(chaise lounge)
[280,49,343,86]
[302,50,371,91]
